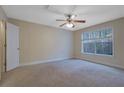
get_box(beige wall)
[9,19,73,65]
[74,18,124,69]
[0,6,7,80]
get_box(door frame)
[0,20,6,80]
[4,21,7,72]
[2,20,6,72]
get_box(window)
[81,28,113,56]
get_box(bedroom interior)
[0,5,124,87]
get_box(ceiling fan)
[56,14,86,28]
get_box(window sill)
[81,52,114,57]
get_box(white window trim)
[81,27,114,57]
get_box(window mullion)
[95,40,97,54]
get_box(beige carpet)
[0,59,124,87]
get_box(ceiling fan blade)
[59,23,67,27]
[56,19,66,21]
[73,20,86,23]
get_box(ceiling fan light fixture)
[66,23,74,28]
[71,15,76,19]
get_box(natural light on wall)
[81,28,113,56]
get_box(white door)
[6,23,19,71]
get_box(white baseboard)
[75,57,124,69]
[20,57,72,67]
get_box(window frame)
[81,27,114,57]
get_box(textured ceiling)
[2,5,124,31]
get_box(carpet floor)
[0,59,124,87]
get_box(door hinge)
[4,44,7,47]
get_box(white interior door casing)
[6,23,19,71]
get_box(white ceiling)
[2,5,124,31]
